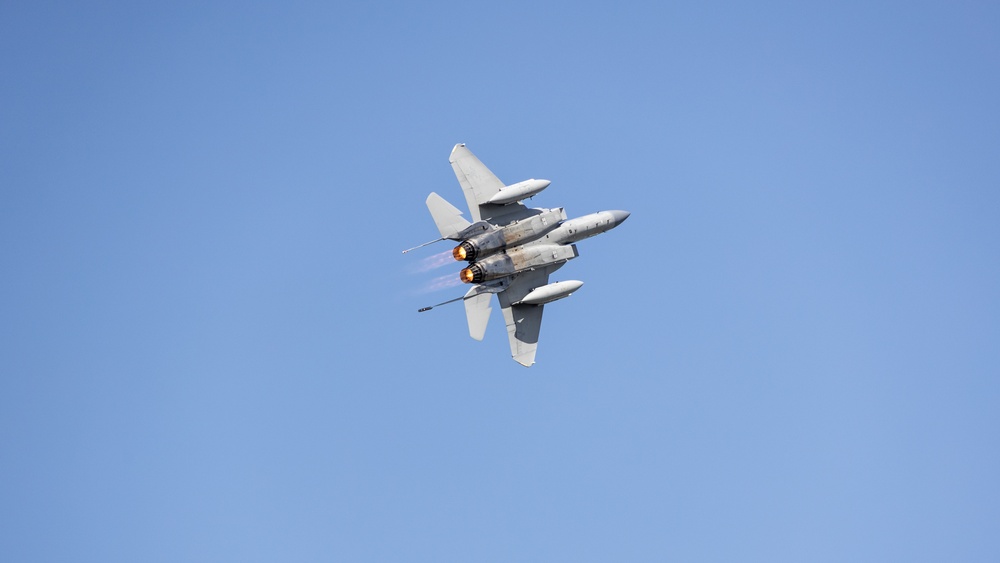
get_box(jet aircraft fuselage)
[413,144,629,366]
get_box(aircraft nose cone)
[610,210,631,224]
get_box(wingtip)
[450,143,469,160]
[513,354,535,367]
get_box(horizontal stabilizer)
[464,288,492,341]
[426,192,471,240]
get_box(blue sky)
[2,2,998,561]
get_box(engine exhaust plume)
[421,271,463,293]
[406,250,455,274]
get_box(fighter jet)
[409,144,630,367]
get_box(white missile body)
[515,280,584,305]
[486,179,551,205]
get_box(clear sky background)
[2,2,998,561]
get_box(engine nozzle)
[452,241,476,261]
[458,254,514,284]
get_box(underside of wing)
[500,300,544,367]
[449,144,533,226]
[498,265,562,367]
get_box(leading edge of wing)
[450,144,501,223]
[449,144,531,226]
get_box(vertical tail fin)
[426,192,471,239]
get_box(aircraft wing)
[498,264,563,367]
[450,144,533,226]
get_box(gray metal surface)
[419,144,629,366]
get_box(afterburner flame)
[460,268,475,283]
[452,245,467,261]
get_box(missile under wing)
[450,144,543,226]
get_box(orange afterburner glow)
[460,268,475,283]
[452,245,467,261]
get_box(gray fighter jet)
[410,144,630,367]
